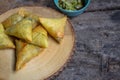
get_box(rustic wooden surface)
[0,0,120,80]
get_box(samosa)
[18,8,39,22]
[18,8,39,28]
[39,16,67,43]
[2,13,24,29]
[6,18,33,42]
[25,17,38,29]
[30,25,48,48]
[15,40,44,71]
[0,23,15,49]
[15,39,26,53]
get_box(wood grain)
[0,7,75,80]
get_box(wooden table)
[0,0,120,80]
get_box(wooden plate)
[0,7,75,80]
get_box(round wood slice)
[0,7,75,80]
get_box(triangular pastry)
[2,13,24,29]
[25,17,38,29]
[18,8,39,28]
[0,23,15,49]
[30,25,48,48]
[5,18,33,42]
[15,41,44,70]
[39,16,67,43]
[15,39,26,53]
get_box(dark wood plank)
[87,0,120,11]
[53,10,120,80]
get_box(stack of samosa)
[0,8,67,71]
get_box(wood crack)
[85,7,120,13]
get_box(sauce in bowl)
[59,0,84,11]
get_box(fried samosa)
[2,13,24,29]
[30,25,48,48]
[25,17,38,28]
[6,18,33,42]
[15,40,26,53]
[18,8,39,22]
[0,24,4,32]
[39,16,67,43]
[18,8,39,28]
[0,23,15,49]
[16,42,44,71]
[25,13,39,23]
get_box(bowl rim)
[54,0,91,12]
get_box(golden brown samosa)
[18,8,39,22]
[25,17,38,29]
[0,23,4,32]
[2,13,24,29]
[15,40,26,53]
[6,18,33,42]
[18,8,39,28]
[30,25,48,48]
[39,16,67,43]
[0,23,15,49]
[16,43,44,71]
[25,13,39,23]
